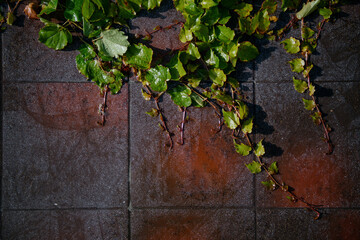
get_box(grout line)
[253,81,257,240]
[127,79,132,240]
[0,27,3,240]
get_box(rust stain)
[329,211,360,240]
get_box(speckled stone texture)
[1,0,360,239]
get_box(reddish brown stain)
[329,211,360,240]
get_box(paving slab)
[130,81,254,207]
[254,4,360,82]
[254,82,360,208]
[256,208,360,240]
[2,3,84,83]
[2,209,128,240]
[2,83,129,209]
[131,209,255,240]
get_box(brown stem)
[178,107,187,145]
[138,21,184,39]
[316,19,326,42]
[97,85,109,126]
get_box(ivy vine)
[1,0,344,219]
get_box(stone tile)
[131,209,255,240]
[2,3,84,82]
[254,82,360,208]
[2,83,129,209]
[311,4,360,82]
[2,209,128,240]
[256,208,360,240]
[130,82,254,207]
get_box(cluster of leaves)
[16,0,341,218]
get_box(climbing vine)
[1,0,344,219]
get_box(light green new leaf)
[209,68,226,86]
[168,85,192,107]
[215,25,235,44]
[125,43,153,69]
[254,139,265,157]
[82,0,95,19]
[296,0,321,19]
[234,140,252,156]
[95,29,130,58]
[262,180,276,190]
[145,65,171,92]
[268,161,279,175]
[303,98,316,111]
[234,3,253,18]
[187,43,201,60]
[222,109,240,130]
[289,58,305,73]
[200,0,218,9]
[246,161,262,174]
[141,89,151,101]
[309,83,315,96]
[64,0,83,22]
[293,77,308,93]
[39,23,72,50]
[190,93,206,108]
[146,108,159,117]
[319,8,332,19]
[262,0,277,14]
[301,26,315,39]
[237,101,249,120]
[179,27,193,43]
[242,116,253,134]
[281,37,300,54]
[238,41,259,62]
[6,12,15,25]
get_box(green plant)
[5,0,344,219]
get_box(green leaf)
[146,108,159,117]
[234,140,252,156]
[179,27,193,43]
[302,98,316,111]
[246,161,262,174]
[108,69,124,94]
[201,7,220,26]
[168,85,192,107]
[281,0,300,11]
[167,53,186,80]
[141,89,151,101]
[205,49,220,67]
[289,58,305,73]
[125,43,153,69]
[95,29,130,58]
[190,93,206,108]
[82,0,95,19]
[293,77,308,93]
[319,8,332,19]
[38,24,72,50]
[257,10,270,33]
[296,0,321,19]
[281,37,300,54]
[262,0,277,14]
[262,180,276,191]
[213,90,233,105]
[302,63,313,78]
[64,0,83,22]
[234,3,253,18]
[254,139,265,157]
[86,60,114,86]
[76,54,88,76]
[40,0,58,15]
[237,101,249,120]
[92,0,106,11]
[238,41,259,62]
[145,65,171,92]
[186,43,201,60]
[6,12,15,25]
[184,2,203,16]
[268,162,279,175]
[310,112,322,125]
[215,25,235,44]
[78,43,96,59]
[209,69,226,86]
[200,0,218,9]
[241,116,253,134]
[222,109,240,130]
[192,24,210,42]
[301,26,315,39]
[309,83,315,96]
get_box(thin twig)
[97,85,109,126]
[178,107,187,145]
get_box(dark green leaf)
[310,112,322,125]
[261,0,277,14]
[82,0,95,19]
[281,0,300,11]
[233,140,252,156]
[145,65,171,92]
[246,161,262,174]
[293,77,308,93]
[39,23,72,50]
[301,26,315,39]
[184,2,203,16]
[281,37,300,54]
[186,43,201,60]
[125,43,153,69]
[268,161,279,175]
[302,63,313,77]
[192,24,210,42]
[108,69,124,94]
[179,27,193,43]
[289,58,305,73]
[167,53,186,80]
[190,92,206,107]
[238,41,259,62]
[236,101,249,120]
[222,109,240,130]
[242,116,253,134]
[40,0,58,15]
[205,49,220,67]
[234,3,253,18]
[319,8,332,19]
[64,0,83,22]
[254,139,265,157]
[201,7,220,26]
[209,68,226,86]
[215,25,235,44]
[296,0,321,19]
[213,90,233,105]
[168,85,192,107]
[257,9,270,33]
[78,43,96,58]
[303,98,316,111]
